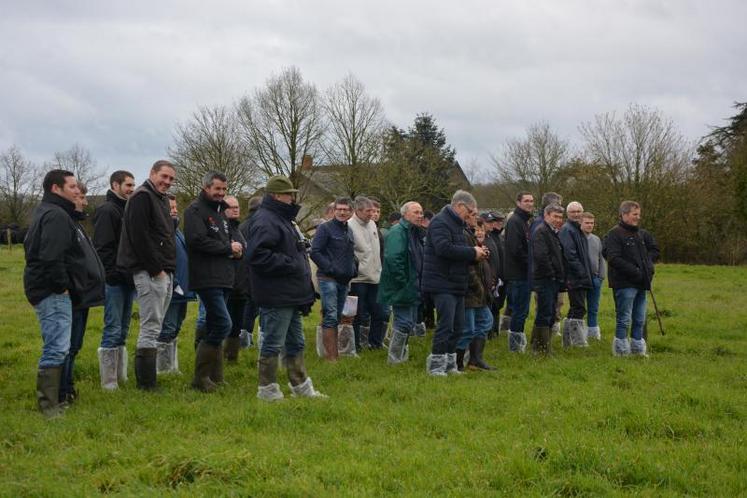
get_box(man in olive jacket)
[117,160,177,390]
[246,176,325,401]
[184,172,244,392]
[603,200,658,357]
[378,201,423,365]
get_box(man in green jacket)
[378,201,423,364]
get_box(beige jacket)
[349,214,382,284]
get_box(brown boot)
[192,342,218,392]
[284,354,308,386]
[322,327,338,362]
[223,336,240,363]
[531,326,552,355]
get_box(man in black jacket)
[93,170,135,390]
[184,173,243,392]
[24,169,82,417]
[604,200,658,357]
[504,191,534,352]
[246,176,325,401]
[117,160,177,390]
[311,197,356,362]
[221,195,249,364]
[558,201,593,348]
[422,190,489,376]
[530,204,566,354]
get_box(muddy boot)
[322,327,339,362]
[257,355,283,401]
[211,344,225,385]
[194,324,206,351]
[223,336,241,363]
[36,366,64,419]
[134,348,158,391]
[192,342,218,392]
[456,349,466,372]
[97,347,119,390]
[285,354,326,397]
[531,326,551,355]
[468,337,495,370]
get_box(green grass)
[0,247,745,496]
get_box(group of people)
[23,161,659,418]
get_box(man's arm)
[247,223,300,276]
[310,223,333,275]
[429,219,475,261]
[38,210,73,293]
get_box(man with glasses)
[422,190,490,376]
[311,197,357,362]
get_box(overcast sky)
[1,0,744,187]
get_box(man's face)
[517,195,534,213]
[475,225,486,243]
[356,206,373,223]
[334,203,353,222]
[204,179,227,203]
[581,218,595,234]
[403,203,423,225]
[566,203,584,222]
[224,197,240,220]
[150,166,175,194]
[546,211,564,230]
[622,207,641,226]
[273,193,293,205]
[113,176,136,199]
[371,207,380,222]
[495,219,504,231]
[52,175,80,205]
[456,202,478,224]
[169,199,178,219]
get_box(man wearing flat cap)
[245,175,326,401]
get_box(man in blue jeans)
[93,170,136,390]
[311,197,356,362]
[422,191,489,376]
[184,172,244,392]
[247,176,325,401]
[24,170,83,417]
[581,212,606,340]
[603,201,658,357]
[504,191,535,352]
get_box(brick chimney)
[301,155,313,170]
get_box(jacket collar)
[199,190,228,212]
[143,179,167,200]
[42,192,76,217]
[261,194,301,221]
[513,206,531,221]
[618,220,639,232]
[106,189,127,209]
[444,205,467,227]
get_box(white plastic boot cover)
[257,383,284,401]
[98,347,119,390]
[289,377,327,398]
[508,331,527,353]
[587,326,601,340]
[612,337,631,356]
[387,329,409,364]
[446,352,463,375]
[426,353,448,376]
[630,338,648,356]
[337,324,358,357]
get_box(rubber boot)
[194,324,206,351]
[211,344,225,385]
[223,336,241,363]
[97,347,119,390]
[257,355,283,401]
[192,342,219,392]
[468,337,495,370]
[117,346,128,384]
[134,348,158,391]
[36,366,64,419]
[531,326,551,355]
[322,327,338,362]
[456,349,466,372]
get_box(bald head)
[224,195,240,220]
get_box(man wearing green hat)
[245,175,326,400]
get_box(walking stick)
[648,287,665,336]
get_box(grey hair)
[354,195,372,211]
[400,201,419,216]
[541,192,562,209]
[202,171,227,188]
[544,203,564,216]
[566,201,583,212]
[451,190,476,208]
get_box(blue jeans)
[507,280,531,332]
[34,293,72,368]
[586,277,603,327]
[613,288,647,340]
[534,279,561,327]
[431,293,465,355]
[391,305,418,334]
[318,279,348,329]
[259,306,305,357]
[60,308,88,399]
[350,282,386,348]
[458,306,493,350]
[100,284,135,348]
[196,299,207,329]
[158,301,188,343]
[196,288,232,347]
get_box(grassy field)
[0,247,745,497]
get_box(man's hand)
[474,246,490,261]
[231,241,243,258]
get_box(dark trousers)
[349,282,385,348]
[227,296,248,338]
[567,288,588,319]
[60,308,89,400]
[431,293,465,355]
[158,300,188,343]
[533,280,561,327]
[196,288,232,347]
[507,280,531,332]
[417,293,435,329]
[242,298,258,333]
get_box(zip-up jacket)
[558,219,593,290]
[421,205,475,296]
[504,207,532,281]
[603,222,657,290]
[532,220,565,284]
[311,217,357,284]
[92,190,131,286]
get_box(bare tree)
[48,143,107,193]
[0,145,40,224]
[491,121,569,199]
[322,73,385,197]
[236,66,325,200]
[170,104,258,198]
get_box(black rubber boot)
[37,366,64,418]
[192,342,219,392]
[134,348,158,391]
[456,349,466,372]
[223,336,241,363]
[468,338,495,370]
